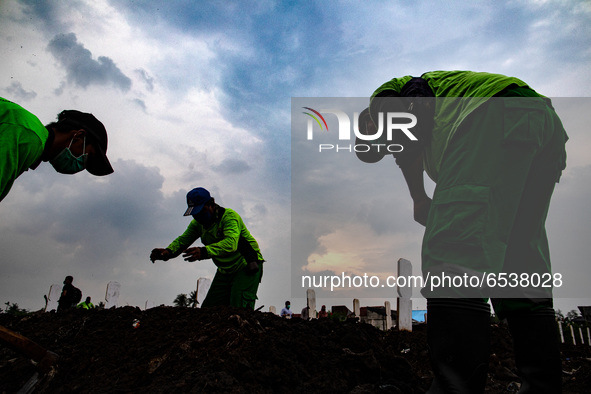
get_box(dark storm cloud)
[4,81,37,101]
[47,33,132,91]
[251,203,267,217]
[18,0,62,32]
[133,98,147,112]
[0,159,191,308]
[135,68,154,92]
[212,158,251,175]
[0,159,175,260]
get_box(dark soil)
[0,306,589,393]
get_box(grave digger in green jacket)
[0,97,114,385]
[357,71,567,393]
[150,187,264,310]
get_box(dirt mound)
[0,306,589,393]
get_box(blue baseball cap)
[184,187,212,216]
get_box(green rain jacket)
[0,97,48,202]
[167,206,263,274]
[77,301,95,309]
[372,71,532,181]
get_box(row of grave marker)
[558,321,591,346]
[44,278,211,311]
[45,259,590,344]
[44,277,212,311]
[267,258,414,331]
[45,281,121,311]
[283,288,411,332]
[42,259,415,331]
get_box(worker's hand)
[183,247,208,262]
[413,196,432,227]
[244,260,259,275]
[150,248,171,263]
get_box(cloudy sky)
[1,0,590,315]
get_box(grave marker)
[195,278,211,308]
[385,301,392,330]
[269,306,276,315]
[45,284,61,312]
[307,289,317,319]
[397,258,412,332]
[353,299,360,319]
[105,281,120,309]
[558,321,565,343]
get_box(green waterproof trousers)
[201,263,263,309]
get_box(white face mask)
[50,136,88,174]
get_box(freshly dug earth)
[0,306,589,393]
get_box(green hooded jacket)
[372,71,532,181]
[0,97,48,202]
[167,207,263,274]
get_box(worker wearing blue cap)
[150,187,264,309]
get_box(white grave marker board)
[385,301,392,330]
[45,284,61,312]
[196,278,211,307]
[397,258,413,332]
[353,299,360,319]
[307,289,317,319]
[105,281,121,309]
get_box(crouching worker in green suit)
[150,187,264,309]
[358,71,568,393]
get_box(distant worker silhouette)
[280,301,292,318]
